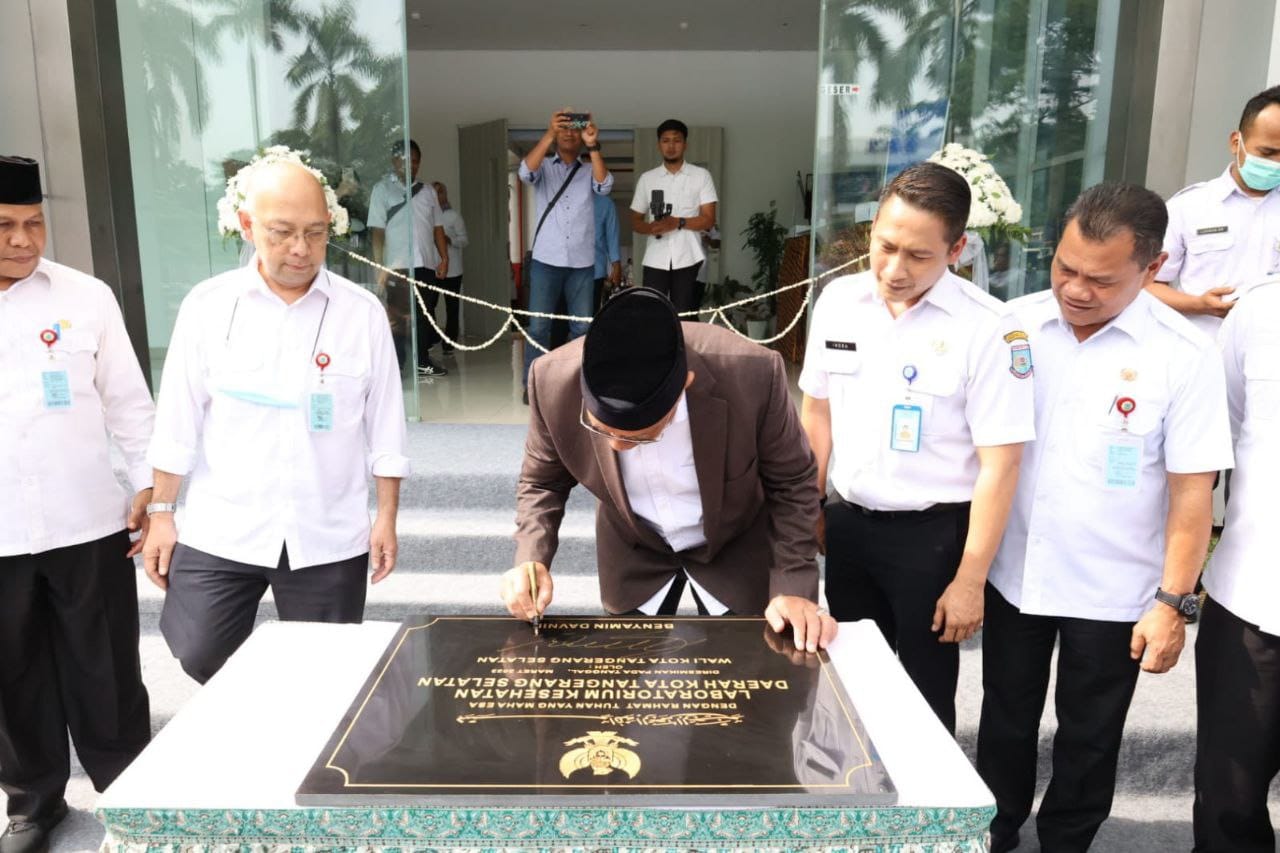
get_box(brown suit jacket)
[514,322,820,615]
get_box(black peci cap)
[580,287,687,431]
[0,156,42,205]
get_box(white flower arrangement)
[927,143,1029,242]
[217,145,350,239]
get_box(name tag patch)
[825,340,857,352]
[1195,225,1228,235]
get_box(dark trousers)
[823,499,969,733]
[386,267,441,368]
[159,543,368,685]
[977,585,1141,852]
[0,531,150,820]
[1193,596,1280,852]
[437,274,462,349]
[643,262,702,314]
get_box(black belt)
[842,500,970,520]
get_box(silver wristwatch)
[145,502,178,516]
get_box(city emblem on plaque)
[560,731,642,779]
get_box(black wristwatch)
[585,143,601,152]
[1154,587,1200,623]
[678,217,687,230]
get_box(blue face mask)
[1237,142,1280,191]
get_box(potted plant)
[741,201,788,338]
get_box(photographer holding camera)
[518,107,613,402]
[630,119,718,313]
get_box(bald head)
[237,160,331,300]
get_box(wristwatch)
[585,143,601,152]
[145,502,178,516]
[1154,587,1200,623]
[678,217,687,230]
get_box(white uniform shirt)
[798,270,1036,511]
[631,161,718,271]
[0,259,155,556]
[1159,167,1280,336]
[438,207,468,277]
[989,290,1233,621]
[148,260,410,569]
[1205,283,1280,636]
[367,174,441,270]
[616,395,729,615]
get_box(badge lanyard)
[224,285,332,376]
[890,364,923,453]
[1104,396,1141,490]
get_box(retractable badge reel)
[39,328,71,410]
[309,352,334,432]
[890,364,923,453]
[1104,396,1141,490]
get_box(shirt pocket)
[911,369,966,436]
[49,329,99,396]
[1187,231,1234,256]
[317,348,371,432]
[1244,345,1280,420]
[1074,390,1165,475]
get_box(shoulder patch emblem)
[1005,330,1032,378]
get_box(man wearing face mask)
[1153,85,1280,335]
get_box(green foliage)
[740,202,789,320]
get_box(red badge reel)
[315,352,331,384]
[40,328,58,359]
[1116,396,1136,428]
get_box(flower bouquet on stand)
[927,143,1029,296]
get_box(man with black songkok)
[0,156,154,853]
[500,287,836,650]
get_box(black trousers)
[386,267,441,367]
[437,274,462,348]
[1193,596,1280,852]
[643,262,702,314]
[823,498,968,733]
[977,585,1140,853]
[0,531,151,820]
[159,543,368,685]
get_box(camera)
[559,112,591,129]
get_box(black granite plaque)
[297,616,896,805]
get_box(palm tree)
[135,0,215,161]
[285,1,381,165]
[203,0,304,146]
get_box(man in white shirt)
[432,181,467,353]
[0,156,154,853]
[500,288,834,652]
[1194,281,1280,852]
[979,183,1233,853]
[630,119,718,313]
[368,138,449,377]
[799,162,1034,735]
[1153,86,1280,336]
[143,160,409,685]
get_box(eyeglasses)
[579,402,669,446]
[264,226,329,248]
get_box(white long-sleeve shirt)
[438,207,468,277]
[0,258,155,556]
[148,260,409,569]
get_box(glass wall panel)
[115,0,416,412]
[812,0,1123,298]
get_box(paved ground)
[5,423,1276,851]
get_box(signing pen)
[526,561,541,635]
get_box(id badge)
[41,370,72,410]
[309,392,335,432]
[1104,433,1143,490]
[889,404,923,453]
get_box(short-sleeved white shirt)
[1204,282,1280,636]
[1158,167,1280,336]
[631,161,718,271]
[367,174,441,270]
[989,290,1234,621]
[799,270,1036,511]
